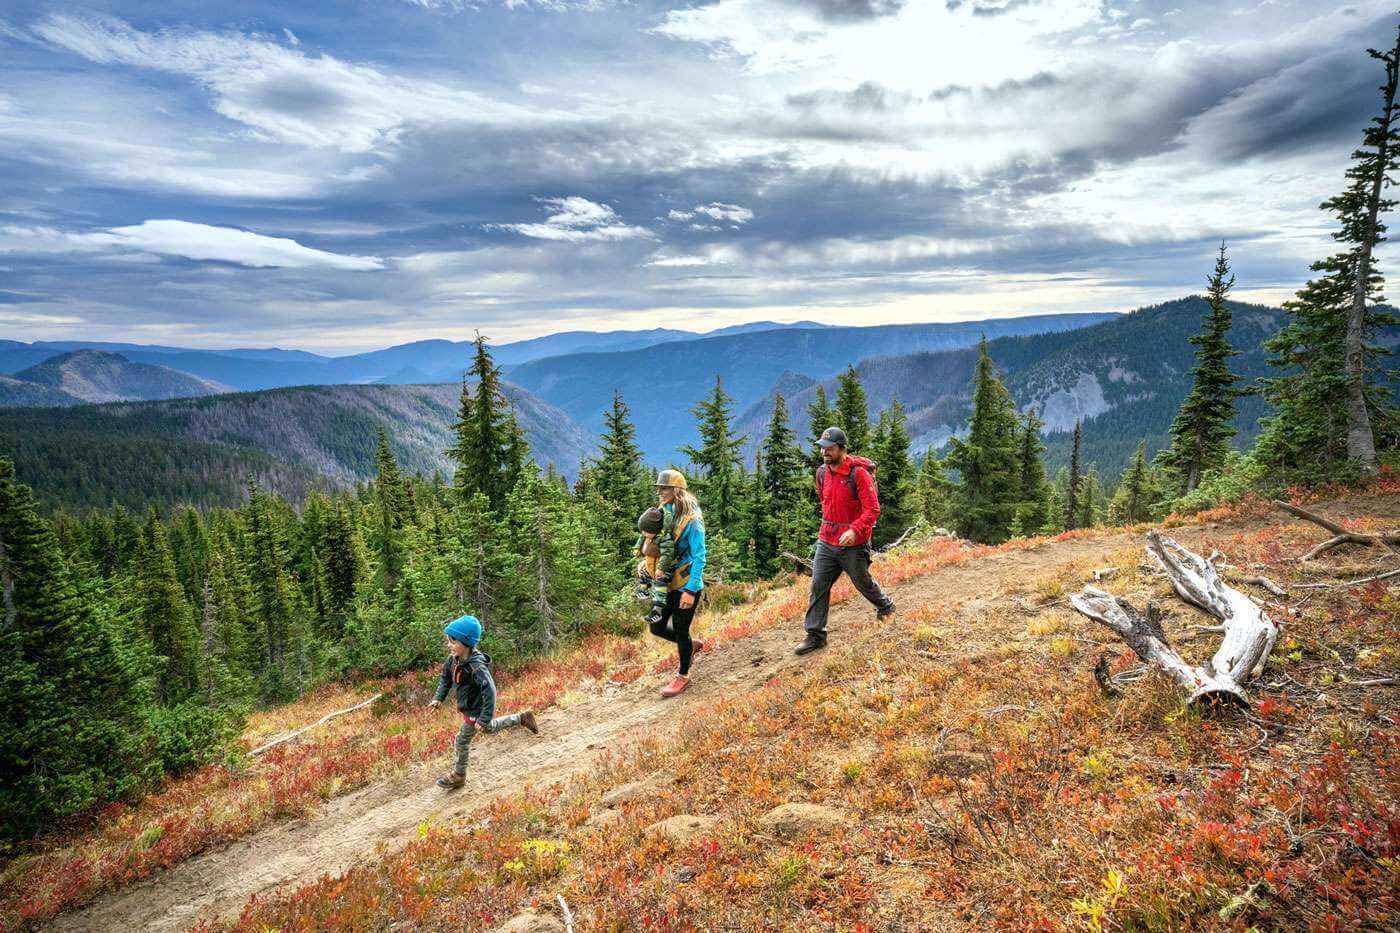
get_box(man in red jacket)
[795,426,896,656]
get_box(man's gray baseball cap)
[817,426,847,448]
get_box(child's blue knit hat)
[444,614,482,647]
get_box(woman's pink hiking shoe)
[660,675,690,698]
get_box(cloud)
[492,196,654,241]
[667,202,755,226]
[30,14,533,153]
[0,220,385,269]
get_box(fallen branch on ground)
[1071,530,1279,708]
[1293,566,1400,589]
[250,693,384,757]
[1273,499,1400,560]
[781,551,814,577]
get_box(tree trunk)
[1345,28,1400,474]
[1070,530,1279,708]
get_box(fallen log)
[1071,531,1279,708]
[781,551,815,577]
[1273,499,1400,560]
[250,692,383,757]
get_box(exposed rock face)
[1034,372,1111,432]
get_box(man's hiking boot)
[520,710,540,734]
[876,602,897,622]
[660,675,691,698]
[436,770,465,789]
[794,632,827,656]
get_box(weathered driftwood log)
[1273,499,1400,560]
[1071,531,1279,708]
[250,692,383,756]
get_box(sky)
[0,0,1395,354]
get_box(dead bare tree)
[1273,499,1400,560]
[1071,530,1279,708]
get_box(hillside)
[509,313,1117,463]
[0,382,592,512]
[4,350,233,405]
[740,297,1400,479]
[27,491,1398,930]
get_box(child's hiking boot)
[520,710,540,734]
[437,770,465,789]
[660,675,690,698]
[646,602,666,625]
[794,632,827,656]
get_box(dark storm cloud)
[781,0,907,24]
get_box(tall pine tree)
[871,400,916,546]
[834,365,871,454]
[1257,29,1400,480]
[1064,420,1083,531]
[0,458,155,838]
[682,376,747,534]
[1157,244,1248,494]
[806,384,838,469]
[946,340,1021,543]
[1015,407,1049,532]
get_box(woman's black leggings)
[649,589,698,675]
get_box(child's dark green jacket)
[434,651,497,723]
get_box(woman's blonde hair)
[671,488,702,526]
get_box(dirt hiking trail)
[53,502,1382,931]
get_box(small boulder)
[583,807,621,831]
[491,910,564,933]
[644,814,718,846]
[759,803,847,839]
[598,770,675,809]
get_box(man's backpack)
[816,457,878,508]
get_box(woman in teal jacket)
[648,469,706,698]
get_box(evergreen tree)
[1015,407,1049,532]
[682,376,748,533]
[1078,466,1101,529]
[371,429,408,591]
[244,480,300,702]
[1157,244,1249,494]
[501,404,530,495]
[806,384,839,469]
[1110,440,1158,525]
[917,450,955,530]
[1064,420,1083,531]
[319,500,366,637]
[590,391,651,557]
[447,335,513,508]
[946,340,1021,543]
[871,400,916,546]
[1257,30,1400,479]
[834,365,871,453]
[137,508,200,704]
[0,458,155,839]
[1040,481,1065,535]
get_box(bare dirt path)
[54,501,1383,931]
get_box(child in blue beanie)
[429,614,540,789]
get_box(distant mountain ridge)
[508,313,1118,463]
[0,382,593,512]
[736,297,1400,479]
[0,350,232,406]
[0,320,854,392]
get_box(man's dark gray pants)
[804,540,893,634]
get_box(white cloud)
[667,202,754,231]
[645,254,714,267]
[493,196,654,241]
[30,14,536,153]
[0,220,385,269]
[654,0,1103,85]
